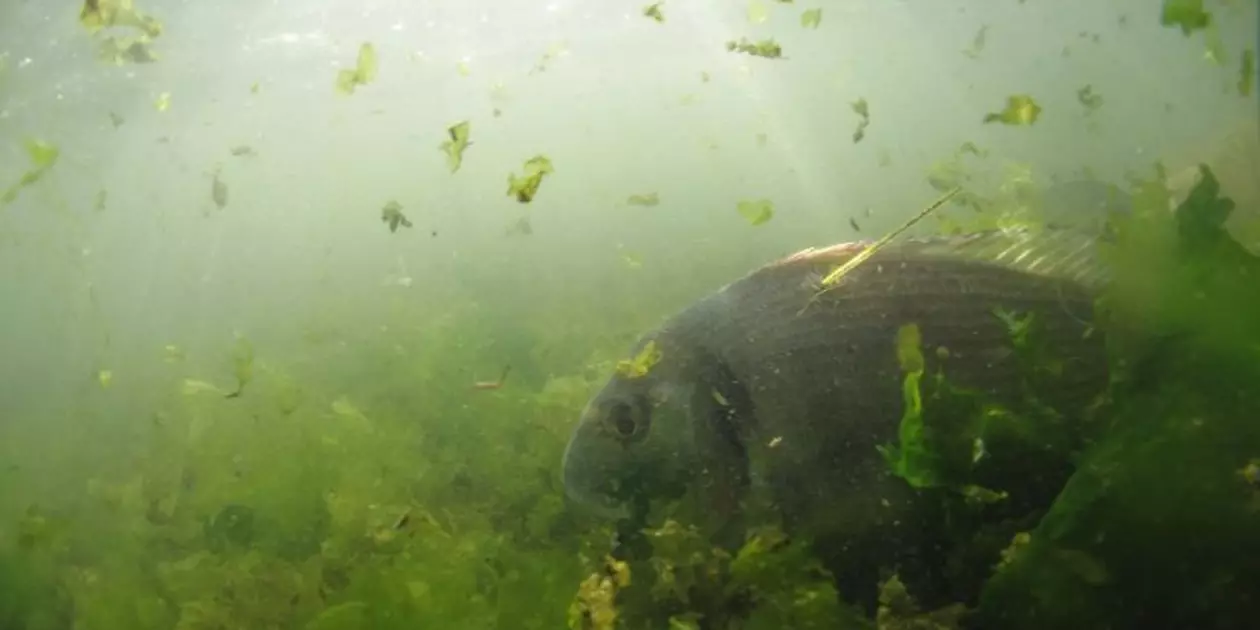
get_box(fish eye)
[603,400,647,442]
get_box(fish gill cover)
[0,1,1257,630]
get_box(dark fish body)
[562,226,1114,610]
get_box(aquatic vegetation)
[381,200,412,233]
[439,121,472,174]
[736,199,774,226]
[851,98,870,143]
[626,193,660,207]
[800,9,823,29]
[507,155,555,203]
[1,3,1256,630]
[335,43,378,95]
[642,2,665,24]
[983,95,1042,126]
[1,139,60,206]
[725,38,782,59]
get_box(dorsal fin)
[771,227,1111,290]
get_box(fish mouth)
[563,485,631,520]
[561,423,632,520]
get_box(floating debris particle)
[983,94,1041,126]
[849,217,861,232]
[800,8,822,29]
[79,0,163,37]
[627,192,660,207]
[335,42,377,95]
[755,132,768,147]
[507,155,554,203]
[94,189,107,211]
[181,379,225,396]
[163,344,184,363]
[1240,49,1255,97]
[747,0,769,24]
[439,121,471,173]
[97,369,113,389]
[506,215,533,236]
[963,24,988,58]
[153,91,170,112]
[108,112,124,127]
[851,97,870,143]
[530,42,569,74]
[229,145,257,157]
[1160,0,1211,36]
[1076,85,1103,113]
[736,199,774,226]
[98,36,158,64]
[473,365,512,391]
[210,168,228,210]
[616,341,662,379]
[726,38,782,59]
[958,141,987,157]
[225,335,254,399]
[381,200,412,233]
[1,139,60,206]
[643,2,665,23]
[1239,458,1260,486]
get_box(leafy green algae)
[975,167,1260,629]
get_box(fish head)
[562,348,699,518]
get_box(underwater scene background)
[1,1,1258,629]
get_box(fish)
[562,183,1121,611]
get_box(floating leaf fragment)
[1,139,61,206]
[616,340,662,379]
[726,38,782,59]
[1076,84,1103,113]
[439,121,471,173]
[851,98,870,143]
[79,0,164,37]
[229,145,257,157]
[736,199,774,226]
[507,155,554,203]
[958,141,987,157]
[210,168,228,210]
[335,42,377,95]
[98,35,158,64]
[983,94,1041,126]
[1160,0,1211,36]
[963,24,988,58]
[643,2,665,23]
[381,200,412,233]
[626,192,660,207]
[506,215,533,236]
[1240,49,1255,97]
[800,8,822,29]
[747,0,769,24]
[250,81,260,94]
[153,91,170,112]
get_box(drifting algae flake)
[507,155,554,203]
[335,42,378,95]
